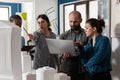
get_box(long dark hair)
[86,18,105,34]
[36,14,50,27]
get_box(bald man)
[58,11,87,80]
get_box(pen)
[23,27,29,35]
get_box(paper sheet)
[46,38,76,56]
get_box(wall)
[34,0,58,34]
[98,0,110,37]
[112,38,120,80]
[22,2,35,33]
[111,0,120,80]
[21,2,35,44]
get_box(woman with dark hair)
[28,14,58,69]
[81,18,112,80]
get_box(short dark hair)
[9,15,22,22]
[36,14,50,27]
[86,18,105,34]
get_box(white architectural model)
[36,66,71,80]
[36,67,56,80]
[0,20,22,80]
[54,73,71,80]
[21,51,32,73]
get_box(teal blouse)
[81,34,112,73]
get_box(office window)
[89,1,98,18]
[0,6,10,20]
[64,5,74,31]
[62,0,98,32]
[76,4,86,29]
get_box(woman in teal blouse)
[81,18,112,80]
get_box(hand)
[28,34,35,40]
[74,42,84,46]
[62,52,71,58]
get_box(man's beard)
[71,25,80,31]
